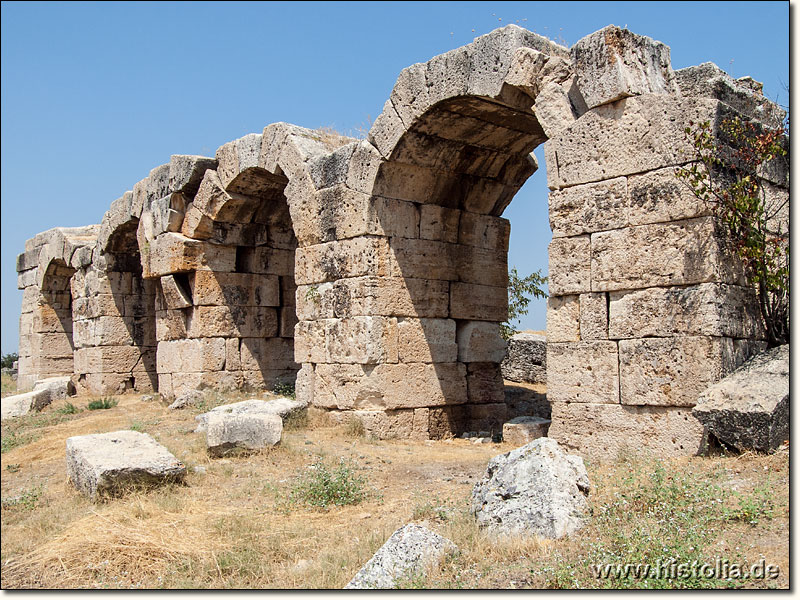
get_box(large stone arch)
[16,226,98,389]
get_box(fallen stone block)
[471,437,590,539]
[345,523,458,589]
[168,389,205,410]
[66,431,186,500]
[693,345,789,453]
[1,376,75,420]
[502,416,551,446]
[205,412,283,456]
[195,397,307,432]
[500,332,546,383]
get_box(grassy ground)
[1,372,17,398]
[0,390,789,589]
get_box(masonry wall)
[15,24,787,457]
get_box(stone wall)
[15,25,787,456]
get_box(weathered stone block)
[693,345,789,453]
[420,205,460,244]
[547,341,619,404]
[547,96,721,189]
[239,337,297,371]
[618,336,760,407]
[466,363,505,404]
[206,412,282,456]
[237,247,295,277]
[156,338,226,373]
[190,271,280,307]
[571,26,677,110]
[169,155,217,196]
[608,283,764,340]
[502,416,551,446]
[160,274,192,310]
[548,236,590,295]
[388,237,458,282]
[186,305,278,338]
[326,317,399,364]
[295,238,391,285]
[500,332,546,383]
[74,346,151,375]
[456,321,506,363]
[549,178,627,238]
[450,282,507,321]
[546,295,580,343]
[146,233,236,278]
[279,306,298,338]
[458,212,511,251]
[548,402,704,459]
[66,431,185,500]
[579,292,608,340]
[398,318,457,363]
[627,167,710,226]
[591,218,746,292]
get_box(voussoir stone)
[693,345,789,453]
[66,430,186,500]
[345,523,458,589]
[471,437,590,539]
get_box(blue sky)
[0,1,790,354]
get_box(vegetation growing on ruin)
[677,117,789,347]
[502,268,548,340]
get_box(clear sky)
[0,0,790,354]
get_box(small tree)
[1,353,18,369]
[676,116,789,347]
[501,267,547,340]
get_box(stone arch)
[71,193,159,395]
[146,127,341,398]
[289,24,781,452]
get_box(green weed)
[87,397,118,410]
[289,458,369,509]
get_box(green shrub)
[58,402,80,415]
[289,458,368,508]
[87,397,118,410]
[273,382,296,400]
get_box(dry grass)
[0,390,790,589]
[1,372,18,398]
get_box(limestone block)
[186,305,278,339]
[32,304,71,333]
[571,26,677,110]
[190,169,258,224]
[123,292,154,318]
[467,402,508,433]
[295,238,391,285]
[466,362,505,404]
[169,370,244,399]
[344,140,384,195]
[312,186,419,241]
[456,321,506,363]
[675,62,786,130]
[344,408,428,441]
[91,316,134,347]
[547,341,619,404]
[450,282,507,321]
[16,248,42,272]
[237,247,295,277]
[180,204,214,240]
[388,238,458,282]
[500,333,547,383]
[195,397,307,432]
[608,283,764,340]
[17,268,38,289]
[591,218,746,292]
[295,363,314,406]
[190,271,280,308]
[367,99,406,159]
[312,363,467,411]
[693,345,789,453]
[169,155,217,196]
[618,336,759,407]
[280,306,298,338]
[150,194,186,236]
[308,142,356,190]
[296,277,450,321]
[156,338,226,373]
[239,337,297,371]
[160,275,193,310]
[326,317,399,364]
[155,309,187,342]
[74,346,151,375]
[579,293,608,340]
[420,205,460,244]
[548,178,627,238]
[2,390,45,420]
[398,318,457,363]
[146,233,236,278]
[205,412,282,456]
[281,276,297,306]
[534,80,581,139]
[547,96,721,189]
[548,236,590,295]
[458,212,511,251]
[627,167,710,226]
[294,320,328,364]
[548,402,704,459]
[502,417,551,446]
[215,133,272,193]
[345,524,457,589]
[457,245,508,288]
[66,431,185,500]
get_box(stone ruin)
[14,25,788,457]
